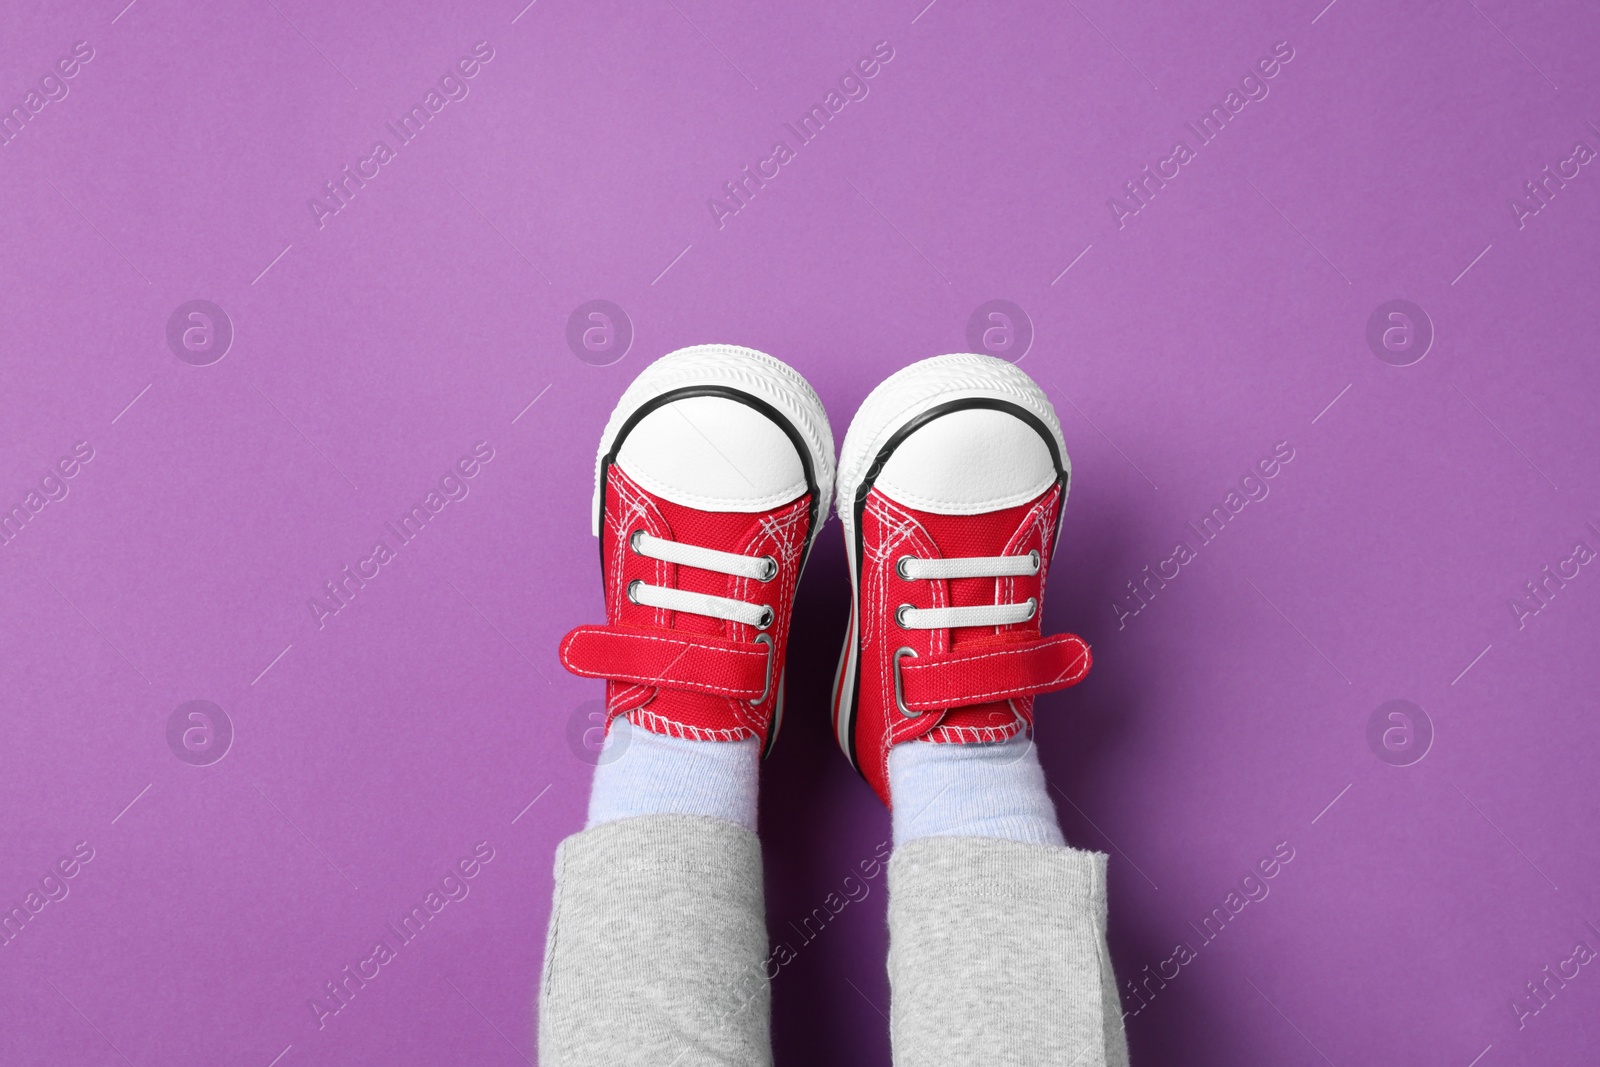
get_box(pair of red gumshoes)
[559,346,1090,809]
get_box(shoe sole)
[829,353,1071,771]
[593,343,837,755]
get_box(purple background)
[3,0,1598,1063]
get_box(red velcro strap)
[559,624,770,700]
[898,633,1091,713]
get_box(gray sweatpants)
[538,814,1129,1066]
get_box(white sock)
[585,720,760,832]
[888,733,1065,847]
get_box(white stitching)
[904,659,1089,707]
[566,628,770,660]
[902,641,1088,707]
[563,631,768,696]
[900,636,1088,672]
[930,720,1024,744]
[629,706,753,743]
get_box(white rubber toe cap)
[615,396,808,513]
[875,407,1056,515]
[834,353,1069,547]
[592,344,837,537]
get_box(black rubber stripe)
[596,384,822,759]
[843,397,1067,775]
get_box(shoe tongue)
[923,633,1030,739]
[926,698,1024,737]
[903,497,1045,740]
[621,494,791,738]
[633,685,743,737]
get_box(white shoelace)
[896,550,1040,630]
[627,530,776,629]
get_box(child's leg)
[826,357,1130,1066]
[542,346,837,1066]
[885,737,1129,1067]
[538,733,770,1067]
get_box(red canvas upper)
[842,482,1091,806]
[560,466,811,747]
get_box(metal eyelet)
[757,555,778,582]
[895,604,914,629]
[1027,549,1041,574]
[626,579,643,604]
[896,555,915,580]
[1023,597,1038,621]
[629,530,646,553]
[893,647,920,718]
[749,633,775,705]
[755,605,774,631]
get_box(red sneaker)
[559,345,835,754]
[831,354,1092,806]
